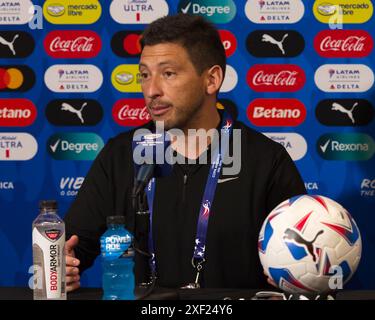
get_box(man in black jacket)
[64,14,306,292]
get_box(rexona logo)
[314,64,374,93]
[43,0,102,24]
[0,133,37,161]
[316,99,374,126]
[219,30,237,58]
[313,0,373,24]
[247,99,306,127]
[112,64,141,93]
[59,176,84,197]
[113,99,151,127]
[46,99,103,126]
[47,133,104,161]
[110,0,169,24]
[0,0,34,25]
[0,31,34,58]
[45,64,103,93]
[245,0,305,24]
[247,64,305,92]
[44,30,102,59]
[178,0,236,24]
[246,30,305,58]
[0,65,35,92]
[0,99,37,127]
[220,65,237,93]
[262,132,307,161]
[314,30,373,58]
[111,31,142,58]
[317,133,375,161]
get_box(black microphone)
[133,163,155,197]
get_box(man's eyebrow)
[139,60,177,69]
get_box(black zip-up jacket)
[64,118,306,289]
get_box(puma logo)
[0,34,19,56]
[283,228,324,262]
[61,102,87,124]
[262,33,288,55]
[331,102,358,124]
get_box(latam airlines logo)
[245,0,305,24]
[247,64,305,92]
[111,31,142,57]
[314,64,374,93]
[0,133,38,161]
[110,0,169,24]
[0,65,35,92]
[44,30,102,59]
[43,0,102,24]
[112,64,141,93]
[0,31,34,58]
[44,65,103,93]
[314,30,373,58]
[113,99,151,127]
[316,99,374,126]
[313,0,373,24]
[262,132,307,161]
[0,0,34,25]
[47,133,104,160]
[178,0,236,24]
[247,99,306,127]
[317,133,375,161]
[0,99,37,127]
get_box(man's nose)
[143,76,162,99]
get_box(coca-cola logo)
[0,99,37,127]
[247,64,306,92]
[247,99,306,127]
[113,99,151,127]
[44,30,102,58]
[314,30,373,58]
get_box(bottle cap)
[106,215,125,225]
[39,200,58,210]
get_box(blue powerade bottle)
[100,216,135,300]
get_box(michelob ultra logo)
[111,65,141,93]
[0,133,38,161]
[178,0,236,24]
[317,133,375,161]
[314,64,374,93]
[0,0,34,25]
[0,65,35,92]
[110,0,169,24]
[0,99,37,127]
[313,0,373,24]
[47,133,104,160]
[43,0,102,24]
[44,64,103,93]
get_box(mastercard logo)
[111,31,143,57]
[0,66,35,92]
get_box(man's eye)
[164,71,175,78]
[140,73,149,79]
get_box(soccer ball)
[258,195,362,294]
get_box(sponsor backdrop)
[0,0,374,289]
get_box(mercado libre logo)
[178,0,236,23]
[0,0,34,25]
[313,0,373,24]
[111,64,142,93]
[317,133,375,161]
[43,0,102,24]
[47,133,104,160]
[0,65,35,92]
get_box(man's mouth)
[150,104,172,117]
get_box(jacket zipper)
[182,173,188,203]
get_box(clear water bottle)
[100,216,135,300]
[32,200,66,300]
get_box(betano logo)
[178,0,236,24]
[314,64,374,93]
[219,30,237,57]
[44,64,103,93]
[111,64,142,93]
[43,0,102,24]
[0,133,38,161]
[0,0,34,25]
[0,65,35,92]
[313,0,373,24]
[110,0,169,24]
[47,133,104,160]
[245,0,305,24]
[317,133,374,160]
[0,99,37,127]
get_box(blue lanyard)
[145,111,233,281]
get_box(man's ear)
[205,65,224,95]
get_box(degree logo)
[111,65,141,93]
[0,65,35,92]
[0,0,34,25]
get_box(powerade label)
[100,233,132,260]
